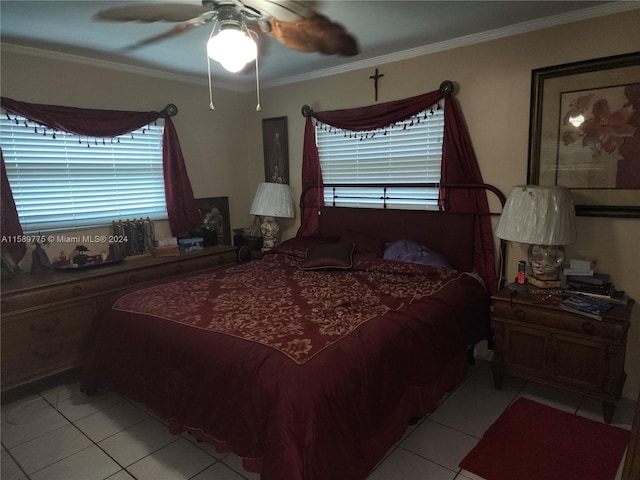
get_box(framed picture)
[262,116,289,184]
[528,52,640,217]
[194,196,231,245]
[1,249,21,279]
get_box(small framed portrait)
[1,249,21,279]
[262,116,289,184]
[194,196,231,245]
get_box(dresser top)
[492,287,634,325]
[1,245,236,296]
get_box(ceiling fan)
[96,0,360,73]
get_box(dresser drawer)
[2,279,104,313]
[492,301,624,341]
[176,250,237,272]
[1,301,96,387]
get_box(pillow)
[383,239,454,268]
[339,230,384,257]
[300,241,355,270]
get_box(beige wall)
[2,10,639,399]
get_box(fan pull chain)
[206,21,217,110]
[255,53,261,112]
[251,30,261,112]
[207,54,215,110]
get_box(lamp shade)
[250,182,295,218]
[495,185,576,246]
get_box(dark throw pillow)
[300,241,355,270]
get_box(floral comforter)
[81,244,490,480]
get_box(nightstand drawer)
[492,301,624,341]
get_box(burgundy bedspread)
[81,247,490,480]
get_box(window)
[1,115,167,233]
[316,107,444,209]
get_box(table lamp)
[495,185,576,280]
[249,182,295,251]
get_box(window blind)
[316,108,444,209]
[1,115,167,233]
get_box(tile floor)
[1,360,635,480]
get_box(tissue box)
[177,236,204,253]
[569,257,595,271]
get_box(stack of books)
[528,274,562,289]
[153,237,180,257]
[560,294,616,320]
[527,274,563,303]
[564,272,629,305]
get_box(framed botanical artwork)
[1,249,21,279]
[528,52,640,217]
[262,116,289,184]
[194,196,231,245]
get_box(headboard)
[318,207,475,271]
[304,183,506,276]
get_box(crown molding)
[3,2,637,92]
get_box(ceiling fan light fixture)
[207,27,257,73]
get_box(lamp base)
[260,216,280,252]
[528,244,566,279]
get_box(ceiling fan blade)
[121,17,209,51]
[240,0,313,23]
[268,13,359,56]
[95,3,210,23]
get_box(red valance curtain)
[0,97,202,254]
[299,87,497,293]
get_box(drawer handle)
[514,309,526,320]
[71,286,83,296]
[581,322,595,334]
[34,342,64,359]
[29,318,61,333]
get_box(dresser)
[1,245,237,391]
[491,287,633,423]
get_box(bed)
[81,187,502,480]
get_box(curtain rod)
[164,104,178,117]
[300,80,455,117]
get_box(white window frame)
[315,107,444,210]
[1,114,168,233]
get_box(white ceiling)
[1,1,633,91]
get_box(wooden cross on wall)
[369,68,384,102]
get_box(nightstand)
[491,287,633,423]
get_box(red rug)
[459,397,631,480]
